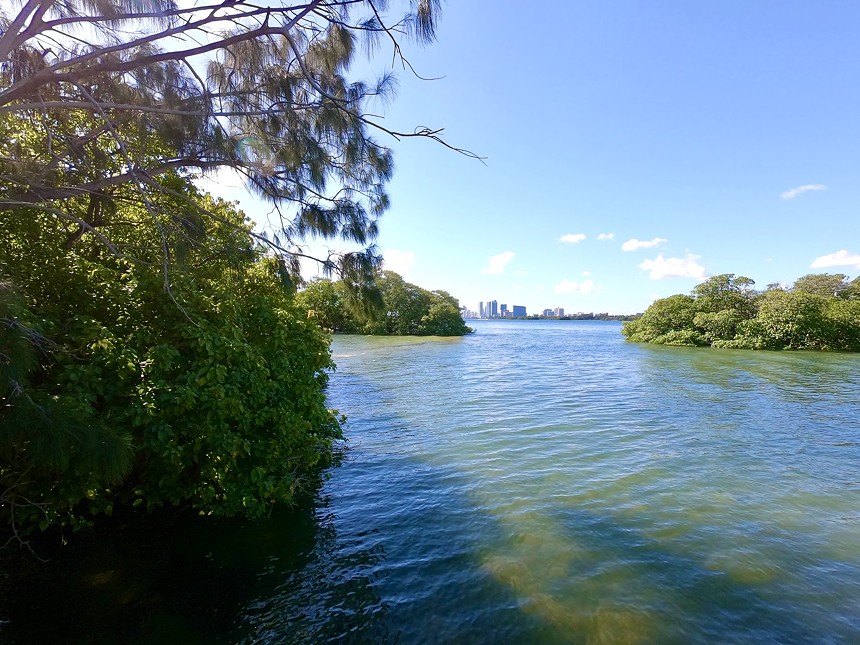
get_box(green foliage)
[692,274,757,317]
[693,308,744,344]
[1,182,341,535]
[824,299,860,350]
[792,273,851,298]
[421,300,469,336]
[294,279,359,333]
[0,0,454,290]
[624,272,860,352]
[621,295,701,345]
[297,271,471,337]
[752,290,829,350]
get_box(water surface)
[4,320,859,643]
[302,320,860,643]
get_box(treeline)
[622,273,860,350]
[296,271,472,336]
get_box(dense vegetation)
[622,273,860,350]
[0,0,455,541]
[1,183,342,536]
[296,272,472,336]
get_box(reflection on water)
[2,320,859,643]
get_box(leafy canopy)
[0,0,473,288]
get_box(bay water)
[4,319,859,643]
[289,319,860,643]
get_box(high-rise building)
[555,307,565,318]
[512,305,526,317]
[490,300,498,317]
[500,304,508,317]
[479,301,485,318]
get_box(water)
[4,320,860,643]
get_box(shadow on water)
[0,491,376,644]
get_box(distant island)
[296,271,472,336]
[622,273,860,351]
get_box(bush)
[1,188,341,535]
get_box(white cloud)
[382,249,416,275]
[559,233,587,244]
[622,237,667,252]
[554,279,596,294]
[638,254,707,280]
[597,233,615,241]
[481,250,515,274]
[810,249,860,269]
[582,270,591,276]
[781,184,827,200]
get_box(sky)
[200,0,860,315]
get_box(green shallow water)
[312,320,860,643]
[3,320,860,643]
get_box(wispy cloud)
[582,270,591,276]
[481,251,515,274]
[638,254,706,280]
[597,233,615,241]
[622,237,667,252]
[781,184,827,200]
[382,249,416,276]
[554,279,596,294]
[810,249,860,269]
[559,233,587,244]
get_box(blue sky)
[202,0,860,314]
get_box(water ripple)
[255,321,860,643]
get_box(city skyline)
[469,301,570,319]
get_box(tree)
[693,308,744,344]
[792,273,850,298]
[1,177,343,536]
[294,278,356,332]
[421,300,469,335]
[752,289,828,349]
[824,298,860,350]
[621,294,702,345]
[0,0,473,289]
[375,270,431,334]
[295,272,471,336]
[692,274,757,317]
